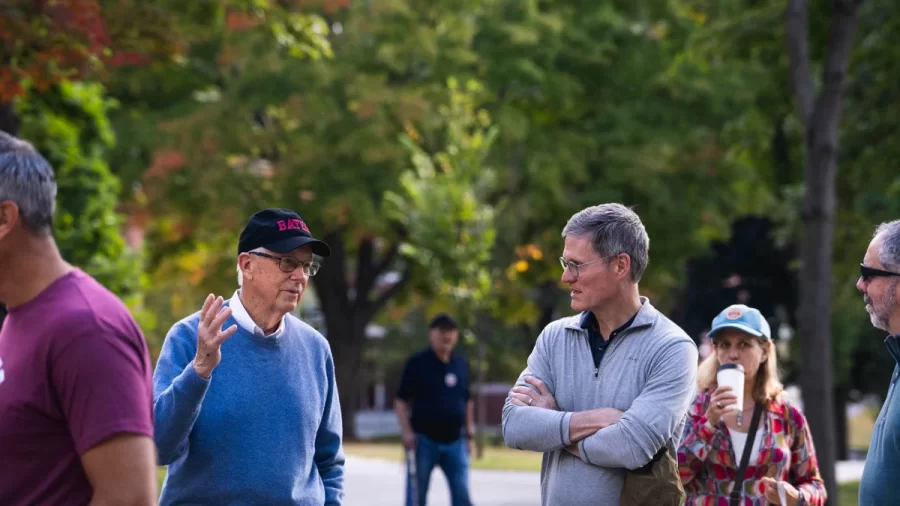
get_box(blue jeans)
[405,433,472,506]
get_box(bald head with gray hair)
[562,203,650,282]
[876,219,900,271]
[0,131,56,235]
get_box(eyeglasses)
[250,252,321,276]
[860,263,900,282]
[559,255,614,279]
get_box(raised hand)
[192,294,239,379]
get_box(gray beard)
[873,278,899,332]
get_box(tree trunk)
[797,132,841,504]
[312,230,411,440]
[475,317,488,458]
[536,281,560,332]
[0,100,18,331]
[785,0,861,503]
[834,387,849,461]
[327,313,367,439]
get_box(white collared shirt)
[229,289,285,338]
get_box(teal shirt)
[859,335,900,506]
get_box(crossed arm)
[501,331,623,454]
[502,333,698,470]
[507,376,623,456]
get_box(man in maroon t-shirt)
[0,132,157,505]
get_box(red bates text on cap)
[277,219,310,234]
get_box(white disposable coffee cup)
[716,363,745,412]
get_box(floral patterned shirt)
[677,390,827,506]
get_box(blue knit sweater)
[152,306,344,505]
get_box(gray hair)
[875,219,900,271]
[236,246,267,287]
[0,131,56,234]
[562,203,650,282]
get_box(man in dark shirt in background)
[395,313,474,506]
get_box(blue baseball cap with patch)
[708,304,772,341]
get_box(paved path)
[836,460,866,483]
[344,456,540,506]
[344,456,866,506]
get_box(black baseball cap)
[428,313,458,330]
[237,208,331,257]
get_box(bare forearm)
[466,400,475,435]
[569,408,624,442]
[84,435,157,506]
[88,492,155,506]
[394,399,413,433]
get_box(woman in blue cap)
[677,304,826,506]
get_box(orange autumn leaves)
[506,244,544,281]
[0,0,174,101]
[1,0,108,100]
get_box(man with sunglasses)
[502,203,697,506]
[857,219,900,506]
[153,208,345,505]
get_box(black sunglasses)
[860,264,900,282]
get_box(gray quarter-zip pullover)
[502,297,698,506]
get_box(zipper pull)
[595,367,599,377]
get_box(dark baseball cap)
[237,208,331,257]
[428,313,458,330]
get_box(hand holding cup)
[705,386,738,425]
[706,363,745,425]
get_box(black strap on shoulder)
[729,403,764,506]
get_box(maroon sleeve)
[50,326,154,455]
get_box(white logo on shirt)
[0,357,5,385]
[445,372,457,388]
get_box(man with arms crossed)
[0,132,157,505]
[153,208,344,505]
[857,219,900,506]
[502,203,698,506]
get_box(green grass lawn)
[840,481,860,506]
[343,441,544,472]
[153,442,542,491]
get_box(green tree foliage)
[104,0,779,431]
[1,81,151,331]
[94,0,900,444]
[385,78,499,321]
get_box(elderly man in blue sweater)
[857,219,900,506]
[153,208,344,505]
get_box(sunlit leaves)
[384,79,500,320]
